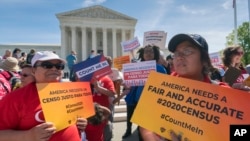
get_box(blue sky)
[0,0,249,53]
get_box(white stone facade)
[56,5,137,61]
[0,5,137,63]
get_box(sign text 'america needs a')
[37,82,95,132]
[131,71,250,141]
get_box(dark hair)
[137,45,161,62]
[199,47,213,75]
[87,103,104,125]
[222,46,243,68]
[209,67,222,82]
[13,48,21,54]
[166,54,173,60]
[30,49,35,54]
[21,52,26,57]
[20,63,32,69]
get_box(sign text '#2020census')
[147,81,244,125]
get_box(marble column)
[81,27,87,60]
[112,28,117,57]
[60,25,67,59]
[103,28,107,56]
[130,29,135,58]
[130,28,135,40]
[121,29,126,56]
[91,27,97,52]
[71,26,77,52]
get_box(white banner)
[143,31,167,49]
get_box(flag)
[233,0,236,8]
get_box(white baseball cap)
[31,51,66,67]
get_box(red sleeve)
[102,76,115,94]
[0,90,21,129]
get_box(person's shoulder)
[156,64,167,73]
[101,75,113,82]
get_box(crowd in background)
[0,34,250,141]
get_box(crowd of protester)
[0,32,249,141]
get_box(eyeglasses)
[171,49,194,58]
[35,62,65,70]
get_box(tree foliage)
[226,22,250,65]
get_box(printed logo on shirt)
[35,110,45,122]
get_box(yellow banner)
[131,71,250,141]
[37,82,95,131]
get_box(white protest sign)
[143,31,167,49]
[209,52,222,68]
[121,37,140,52]
[122,60,156,86]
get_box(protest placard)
[131,71,250,141]
[223,67,242,86]
[209,52,223,68]
[113,55,130,71]
[73,55,112,82]
[121,37,140,52]
[143,31,167,49]
[122,60,156,86]
[37,82,95,131]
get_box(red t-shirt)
[0,82,81,141]
[85,121,106,141]
[235,69,248,83]
[171,72,229,87]
[92,76,115,108]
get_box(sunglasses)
[236,51,244,56]
[35,62,65,70]
[20,73,30,77]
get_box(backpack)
[0,71,21,99]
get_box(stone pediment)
[57,5,137,21]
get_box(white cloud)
[179,5,206,15]
[199,30,230,53]
[222,0,232,10]
[82,0,106,7]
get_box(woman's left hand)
[76,118,88,132]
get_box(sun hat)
[0,57,20,72]
[168,33,208,53]
[109,68,124,81]
[31,51,66,67]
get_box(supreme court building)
[56,5,137,61]
[0,5,137,61]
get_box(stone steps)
[113,99,127,122]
